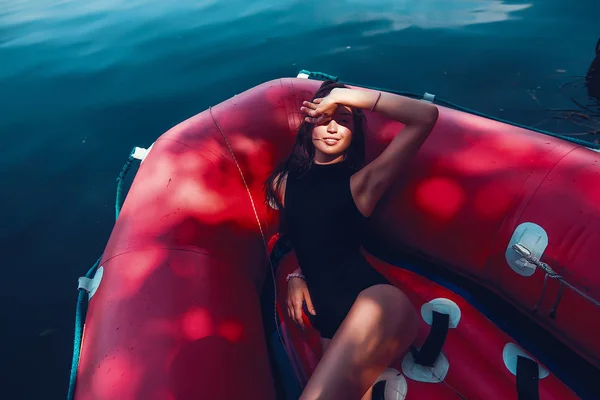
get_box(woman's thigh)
[320,337,331,353]
[300,284,417,399]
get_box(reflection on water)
[334,0,532,32]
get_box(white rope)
[512,244,600,308]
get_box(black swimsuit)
[283,160,391,339]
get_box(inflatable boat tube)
[73,77,599,399]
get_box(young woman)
[265,80,439,399]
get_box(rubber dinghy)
[71,73,600,399]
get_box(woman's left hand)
[300,88,343,124]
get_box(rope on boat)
[115,151,136,221]
[512,244,600,309]
[67,148,137,400]
[298,69,600,150]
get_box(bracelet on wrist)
[370,91,382,112]
[286,272,305,282]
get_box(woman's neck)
[313,153,345,165]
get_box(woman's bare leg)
[320,337,331,353]
[301,284,418,400]
[319,338,377,400]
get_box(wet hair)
[265,80,367,210]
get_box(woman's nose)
[327,120,338,132]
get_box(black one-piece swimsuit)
[283,160,391,339]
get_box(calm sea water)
[1,1,598,399]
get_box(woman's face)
[311,105,354,163]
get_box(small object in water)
[39,328,57,337]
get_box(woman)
[265,80,439,399]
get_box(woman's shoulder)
[283,167,307,183]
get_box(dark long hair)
[265,80,367,210]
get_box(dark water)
[1,1,598,399]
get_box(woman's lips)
[323,138,340,145]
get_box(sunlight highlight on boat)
[181,307,213,341]
[116,248,163,298]
[415,176,466,220]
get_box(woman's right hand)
[300,87,345,125]
[287,275,316,329]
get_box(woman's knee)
[358,284,412,311]
[356,284,418,336]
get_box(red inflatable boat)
[72,74,600,399]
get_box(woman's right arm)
[273,171,303,277]
[287,274,315,329]
[272,172,315,326]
